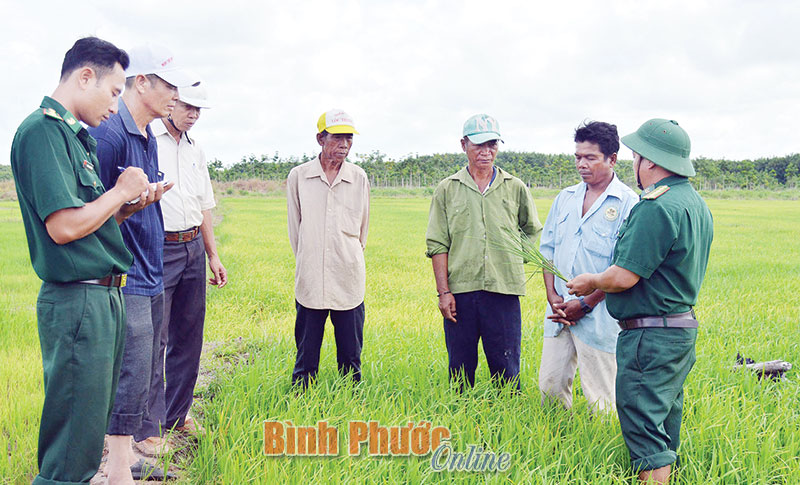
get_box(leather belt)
[76,274,127,288]
[165,227,199,243]
[619,310,698,330]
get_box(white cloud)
[1,0,798,166]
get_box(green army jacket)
[11,96,132,282]
[607,176,714,320]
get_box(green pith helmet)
[621,119,695,177]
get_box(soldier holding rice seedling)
[567,119,713,484]
[538,121,638,414]
[287,110,370,388]
[425,114,542,389]
[10,37,156,484]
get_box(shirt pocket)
[184,163,206,198]
[446,204,470,235]
[583,220,616,259]
[77,165,104,201]
[501,198,519,228]
[554,211,570,246]
[338,204,362,238]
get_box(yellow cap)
[317,109,359,134]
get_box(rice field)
[1,195,799,484]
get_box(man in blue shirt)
[91,43,197,483]
[538,121,638,413]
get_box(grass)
[1,195,799,484]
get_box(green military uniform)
[608,119,714,473]
[11,96,132,485]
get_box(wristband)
[578,297,593,314]
[438,290,451,298]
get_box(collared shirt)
[152,120,216,231]
[425,166,543,296]
[607,176,714,320]
[10,96,132,282]
[287,156,370,310]
[90,98,164,296]
[539,175,639,353]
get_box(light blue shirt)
[539,175,639,353]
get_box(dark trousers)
[34,282,125,485]
[152,235,207,432]
[444,291,522,389]
[292,301,364,387]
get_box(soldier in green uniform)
[10,37,159,485]
[566,119,713,484]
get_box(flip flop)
[130,458,177,481]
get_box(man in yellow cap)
[286,109,370,387]
[567,119,713,484]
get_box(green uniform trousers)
[33,282,125,485]
[615,327,697,472]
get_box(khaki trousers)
[538,327,616,413]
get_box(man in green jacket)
[426,114,542,388]
[567,119,713,484]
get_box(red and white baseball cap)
[126,43,200,88]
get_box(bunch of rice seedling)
[491,228,568,281]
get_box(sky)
[1,0,799,165]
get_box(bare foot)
[106,434,135,485]
[106,457,135,485]
[128,448,138,467]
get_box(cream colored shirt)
[287,156,370,310]
[153,120,216,232]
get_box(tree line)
[206,151,800,190]
[2,151,798,190]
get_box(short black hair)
[60,37,129,81]
[574,121,619,158]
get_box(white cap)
[126,43,199,88]
[179,84,211,109]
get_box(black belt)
[165,227,199,243]
[619,310,698,330]
[76,274,127,288]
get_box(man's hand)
[545,290,575,325]
[438,293,457,323]
[546,291,564,311]
[208,255,228,288]
[566,273,598,297]
[114,167,149,202]
[548,299,586,325]
[115,179,173,223]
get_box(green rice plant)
[491,227,568,281]
[2,197,800,484]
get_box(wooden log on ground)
[733,360,792,379]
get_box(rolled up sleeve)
[538,193,559,261]
[518,183,543,240]
[425,184,450,258]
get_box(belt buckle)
[119,274,127,288]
